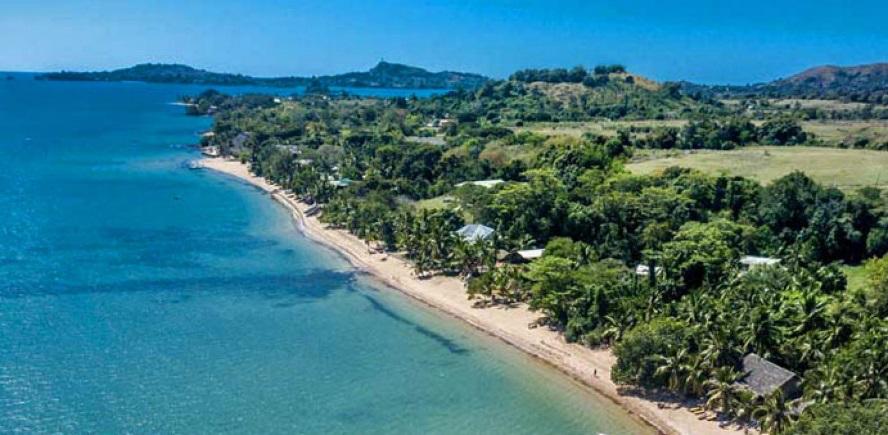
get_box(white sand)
[200,157,747,435]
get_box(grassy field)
[514,119,687,137]
[627,146,888,190]
[802,120,888,146]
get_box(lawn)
[627,146,888,191]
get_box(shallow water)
[0,76,651,434]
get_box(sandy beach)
[199,157,745,435]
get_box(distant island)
[36,61,490,89]
[681,62,888,104]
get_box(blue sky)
[1,0,886,84]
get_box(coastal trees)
[192,73,888,434]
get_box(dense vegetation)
[191,66,888,433]
[38,61,489,89]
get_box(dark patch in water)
[360,293,469,355]
[0,269,356,300]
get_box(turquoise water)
[0,76,650,434]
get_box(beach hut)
[455,224,494,242]
[735,353,801,399]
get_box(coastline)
[199,157,744,435]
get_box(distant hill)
[681,63,888,104]
[37,61,489,89]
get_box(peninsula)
[37,61,490,89]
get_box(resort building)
[455,224,495,242]
[735,353,801,399]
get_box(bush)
[612,318,692,388]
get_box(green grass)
[802,120,888,147]
[414,195,454,211]
[842,265,868,293]
[627,146,888,191]
[513,119,687,138]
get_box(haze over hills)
[37,61,490,89]
[681,62,888,104]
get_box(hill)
[417,66,718,122]
[37,61,489,89]
[682,62,888,104]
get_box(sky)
[1,0,886,84]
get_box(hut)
[455,224,494,242]
[735,353,801,399]
[503,249,544,264]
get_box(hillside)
[417,67,718,122]
[682,62,888,104]
[37,61,489,89]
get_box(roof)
[740,256,781,267]
[455,224,494,242]
[329,178,353,188]
[231,132,252,148]
[455,179,505,189]
[737,353,798,397]
[516,249,544,260]
[405,136,446,146]
[635,265,663,276]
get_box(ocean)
[0,74,650,434]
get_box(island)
[36,61,490,89]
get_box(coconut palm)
[752,390,796,434]
[655,348,689,393]
[704,367,741,415]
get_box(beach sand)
[199,157,746,435]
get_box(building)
[455,224,495,242]
[231,132,252,151]
[634,264,663,276]
[735,353,801,399]
[201,145,220,157]
[502,249,544,263]
[740,255,781,270]
[455,179,505,189]
[405,136,446,146]
[328,178,353,188]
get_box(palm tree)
[742,306,784,359]
[804,361,847,404]
[654,348,689,393]
[681,354,710,397]
[732,388,758,431]
[704,367,741,416]
[752,390,797,434]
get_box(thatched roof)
[737,353,798,397]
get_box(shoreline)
[198,157,744,435]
